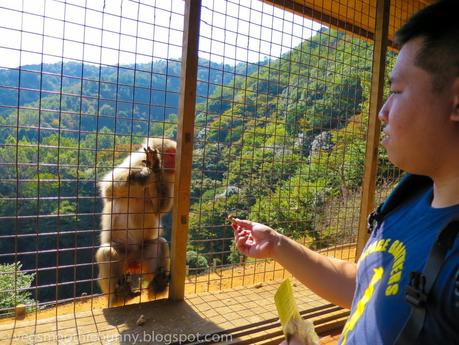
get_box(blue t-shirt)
[338,186,459,345]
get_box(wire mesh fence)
[0,0,184,315]
[186,0,376,294]
[0,0,428,329]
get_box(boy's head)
[394,0,459,92]
[378,0,459,176]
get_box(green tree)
[250,176,331,246]
[186,251,209,274]
[0,262,37,316]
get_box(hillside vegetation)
[0,28,396,305]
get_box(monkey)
[96,137,176,306]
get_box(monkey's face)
[161,147,176,176]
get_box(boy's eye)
[389,90,401,95]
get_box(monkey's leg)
[95,243,132,306]
[141,237,170,295]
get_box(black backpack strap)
[393,220,459,345]
[368,174,432,234]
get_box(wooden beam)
[169,0,201,301]
[356,0,390,259]
[263,1,431,49]
[265,0,375,40]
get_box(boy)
[232,1,459,343]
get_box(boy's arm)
[273,234,356,309]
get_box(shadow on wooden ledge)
[0,278,346,344]
[103,299,234,345]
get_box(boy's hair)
[394,0,459,91]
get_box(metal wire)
[0,0,428,341]
[186,0,376,295]
[0,0,183,317]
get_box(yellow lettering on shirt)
[358,238,407,297]
[388,240,405,258]
[359,239,391,261]
[387,271,401,285]
[385,283,399,296]
[385,240,406,296]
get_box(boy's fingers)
[234,219,254,230]
[232,220,253,235]
[236,231,249,241]
[236,237,249,252]
[232,225,244,235]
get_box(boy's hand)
[231,219,282,259]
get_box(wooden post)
[356,0,390,260]
[169,0,201,301]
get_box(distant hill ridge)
[0,58,266,141]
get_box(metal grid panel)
[186,0,375,295]
[0,0,183,316]
[0,0,430,338]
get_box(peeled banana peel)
[275,278,319,345]
[284,317,319,345]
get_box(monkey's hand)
[143,146,160,173]
[149,266,170,294]
[114,275,134,299]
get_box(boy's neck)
[431,173,459,208]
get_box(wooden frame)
[356,0,390,258]
[170,0,202,301]
[262,0,430,44]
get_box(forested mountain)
[0,28,396,304]
[0,58,267,143]
[188,29,395,261]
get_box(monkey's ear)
[162,148,176,175]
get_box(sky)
[0,0,322,68]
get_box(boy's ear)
[450,77,459,122]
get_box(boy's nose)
[378,98,390,123]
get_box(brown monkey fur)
[96,138,176,306]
